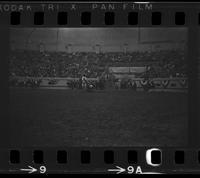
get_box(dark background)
[0,1,199,174]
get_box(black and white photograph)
[9,27,188,147]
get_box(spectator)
[9,49,187,79]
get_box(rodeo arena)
[9,28,188,146]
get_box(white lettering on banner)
[109,67,146,74]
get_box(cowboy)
[81,75,87,89]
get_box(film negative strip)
[0,0,200,174]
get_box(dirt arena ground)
[9,88,188,147]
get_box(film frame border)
[1,2,200,27]
[0,1,199,174]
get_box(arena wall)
[9,76,188,92]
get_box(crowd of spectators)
[9,49,187,79]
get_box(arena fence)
[9,76,188,92]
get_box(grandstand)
[9,49,187,91]
[10,28,187,89]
